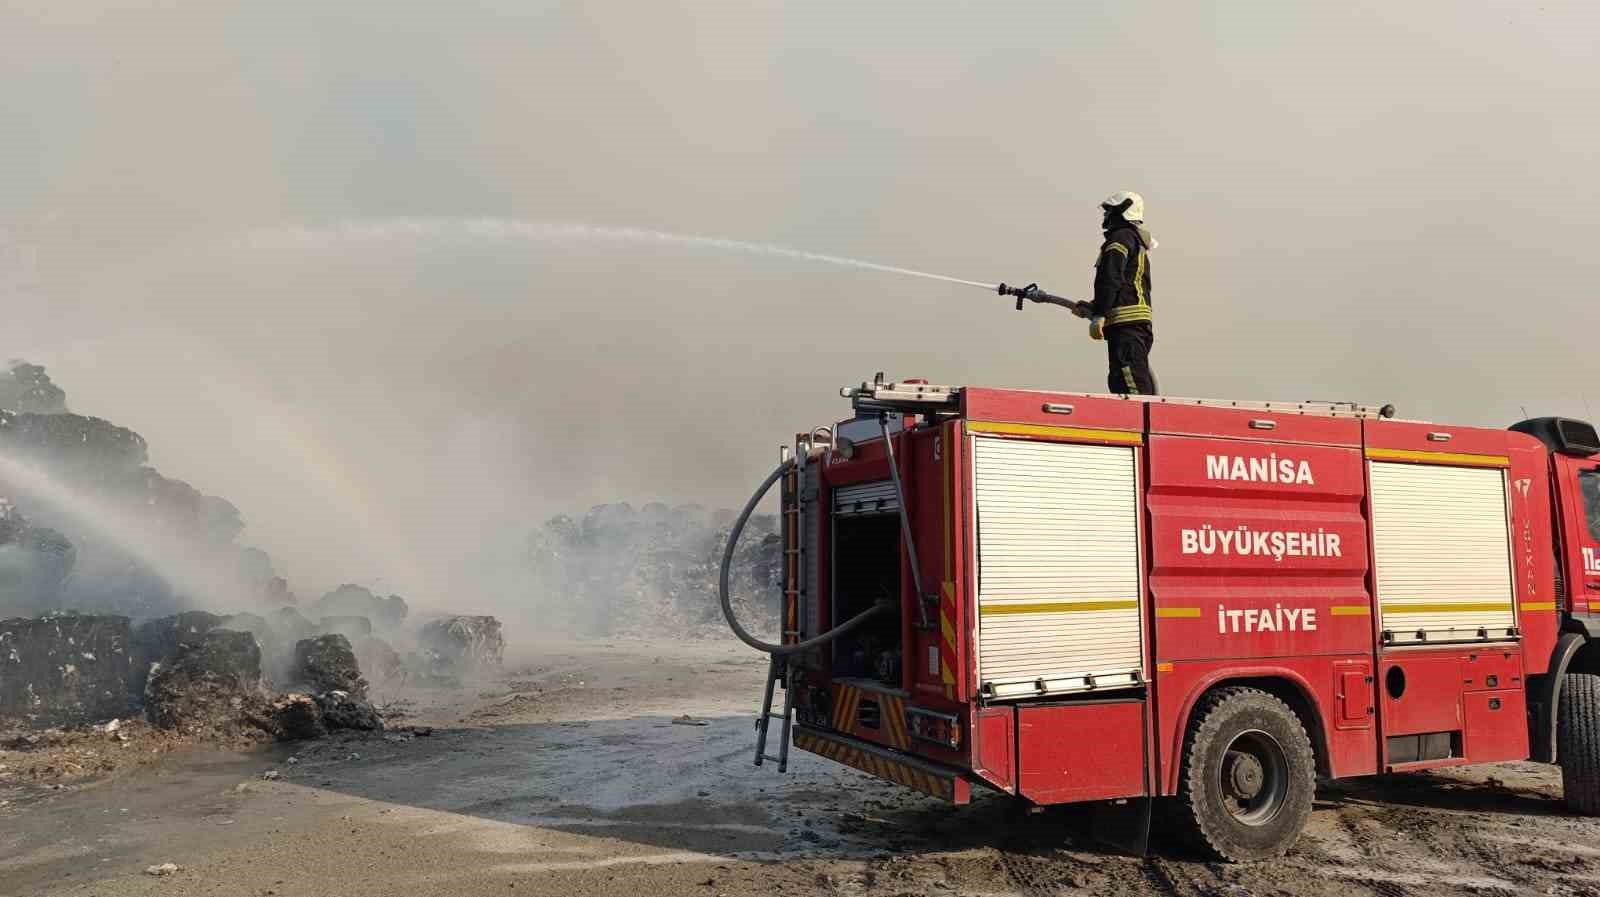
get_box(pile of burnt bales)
[0,611,389,740]
[131,618,389,738]
[313,584,408,631]
[526,501,781,637]
[419,615,504,678]
[2,604,509,739]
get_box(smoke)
[0,407,290,619]
[4,1,1599,623]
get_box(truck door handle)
[1587,582,1600,590]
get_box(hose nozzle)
[997,282,1038,310]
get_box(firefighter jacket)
[1091,223,1153,329]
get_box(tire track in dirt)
[1139,857,1186,897]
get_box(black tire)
[1173,687,1316,862]
[1558,672,1600,815]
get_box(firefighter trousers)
[1105,324,1158,395]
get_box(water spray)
[0,450,239,606]
[222,217,1084,314]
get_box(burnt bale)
[314,690,383,731]
[352,636,403,686]
[267,692,326,740]
[293,634,367,700]
[269,607,318,643]
[312,585,407,631]
[0,613,132,726]
[218,613,289,686]
[219,612,269,636]
[319,615,372,639]
[130,611,226,699]
[144,629,265,734]
[419,616,504,676]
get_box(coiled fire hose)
[719,458,886,656]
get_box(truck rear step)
[794,725,972,804]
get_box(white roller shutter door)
[973,437,1142,699]
[1369,461,1516,644]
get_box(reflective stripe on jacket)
[1091,225,1152,328]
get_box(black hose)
[720,458,886,656]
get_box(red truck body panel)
[785,387,1572,807]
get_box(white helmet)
[1100,190,1145,222]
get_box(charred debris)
[1,361,781,767]
[0,362,505,752]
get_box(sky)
[3,0,1598,601]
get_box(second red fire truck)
[718,377,1600,861]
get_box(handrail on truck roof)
[842,375,1399,421]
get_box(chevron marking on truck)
[830,682,909,749]
[794,729,955,801]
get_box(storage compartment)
[1017,701,1146,804]
[830,513,903,685]
[974,707,1015,792]
[1334,660,1374,730]
[1464,689,1529,762]
[1461,649,1524,692]
[1387,732,1460,764]
[1369,461,1517,644]
[1381,655,1464,736]
[972,437,1143,699]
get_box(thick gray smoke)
[4,2,1598,621]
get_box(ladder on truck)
[753,442,806,772]
[753,655,794,772]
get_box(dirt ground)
[3,638,1599,897]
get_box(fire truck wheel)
[1558,672,1600,815]
[1174,687,1315,862]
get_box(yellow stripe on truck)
[966,420,1143,444]
[1155,607,1201,618]
[1365,447,1510,468]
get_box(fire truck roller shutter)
[834,480,901,516]
[973,437,1142,698]
[1369,461,1517,644]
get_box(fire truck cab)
[743,378,1600,861]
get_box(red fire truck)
[716,378,1600,861]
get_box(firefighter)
[1010,192,1158,393]
[1080,191,1158,395]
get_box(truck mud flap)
[1089,797,1152,857]
[794,726,972,804]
